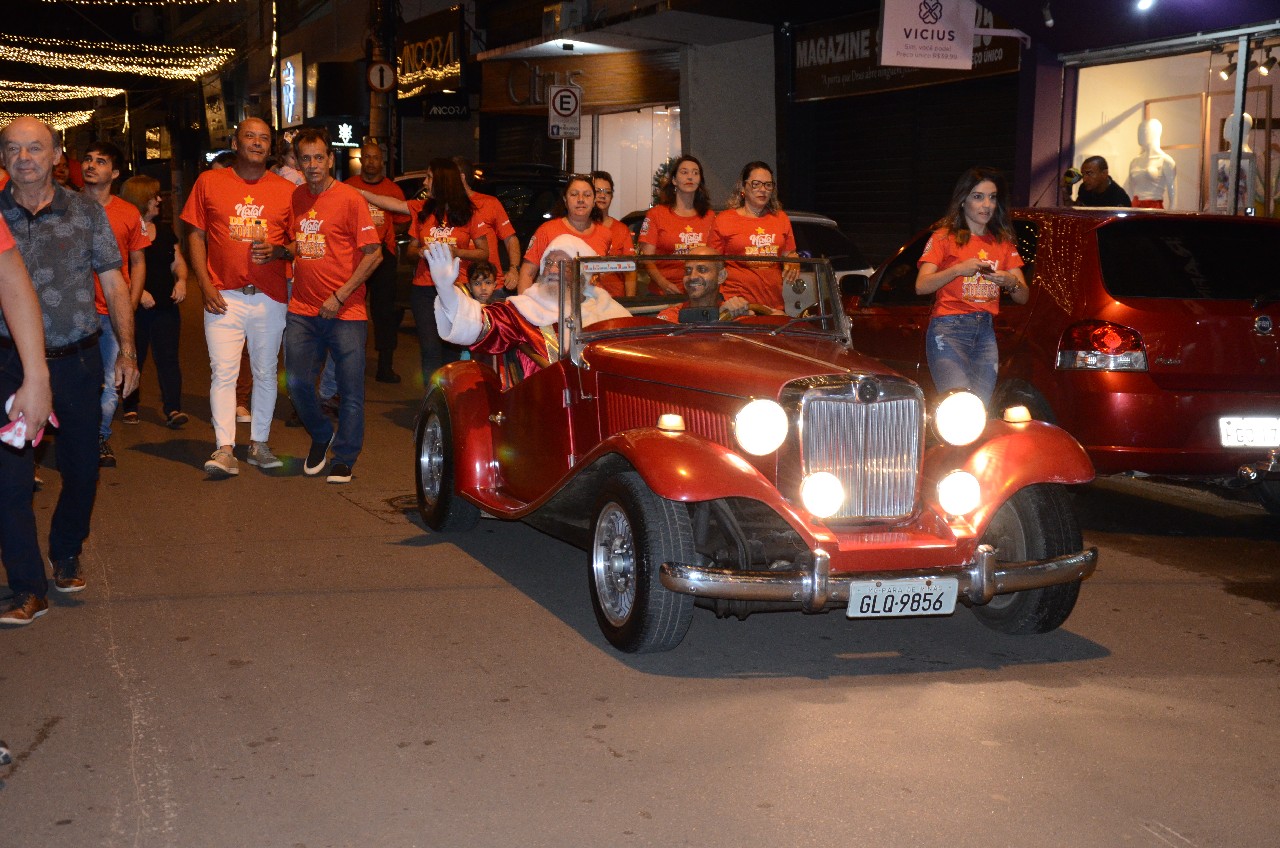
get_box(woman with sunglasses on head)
[638,154,717,295]
[516,174,613,294]
[118,176,190,428]
[915,166,1027,406]
[588,170,636,298]
[711,161,797,312]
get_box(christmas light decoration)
[0,34,233,80]
[0,110,95,131]
[0,80,125,102]
[40,0,234,5]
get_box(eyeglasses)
[747,180,775,191]
[594,188,613,196]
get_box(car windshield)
[554,254,849,357]
[1096,217,1277,300]
[793,220,870,269]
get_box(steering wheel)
[719,302,776,321]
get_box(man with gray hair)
[0,117,138,622]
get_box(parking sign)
[547,83,582,140]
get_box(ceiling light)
[1136,0,1155,10]
[1259,51,1277,76]
[1219,55,1235,81]
[1041,2,1054,28]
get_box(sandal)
[165,411,189,429]
[121,411,140,425]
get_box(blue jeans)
[925,311,998,406]
[98,313,119,439]
[319,355,337,400]
[409,286,461,386]
[285,314,367,466]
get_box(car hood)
[581,330,901,399]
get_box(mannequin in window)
[1127,118,1176,209]
[1217,112,1264,214]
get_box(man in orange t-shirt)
[81,141,149,467]
[278,128,381,484]
[182,117,296,477]
[344,140,406,382]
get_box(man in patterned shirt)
[0,117,138,620]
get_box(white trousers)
[204,289,287,447]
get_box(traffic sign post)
[367,61,396,94]
[547,83,582,140]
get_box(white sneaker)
[247,442,283,470]
[235,406,252,424]
[203,449,239,477]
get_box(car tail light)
[1056,320,1148,371]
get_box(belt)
[229,285,260,295]
[0,330,102,359]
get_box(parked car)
[622,209,873,309]
[413,253,1098,653]
[846,208,1280,513]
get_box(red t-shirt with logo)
[470,191,517,289]
[94,195,151,315]
[287,181,379,320]
[180,167,296,303]
[711,208,796,309]
[918,228,1024,318]
[639,205,717,294]
[590,218,636,298]
[407,200,489,287]
[343,175,407,253]
[523,218,615,281]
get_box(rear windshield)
[1096,217,1276,299]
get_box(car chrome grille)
[800,389,921,520]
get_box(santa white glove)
[425,242,461,313]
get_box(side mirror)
[838,271,871,303]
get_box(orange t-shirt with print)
[523,218,615,283]
[591,218,636,299]
[287,181,379,320]
[0,214,14,253]
[711,209,795,309]
[639,205,716,294]
[180,167,295,303]
[471,192,517,289]
[407,200,489,287]
[93,195,151,315]
[918,228,1024,318]
[343,174,407,253]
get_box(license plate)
[1219,417,1280,448]
[846,577,959,619]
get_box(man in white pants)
[182,118,295,476]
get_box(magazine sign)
[793,6,1018,102]
[880,0,978,70]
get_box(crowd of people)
[1,108,1039,627]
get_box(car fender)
[580,429,785,505]
[924,420,1095,531]
[430,361,501,494]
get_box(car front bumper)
[660,545,1099,613]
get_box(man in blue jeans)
[260,127,379,483]
[0,117,139,624]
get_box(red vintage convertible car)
[414,254,1098,653]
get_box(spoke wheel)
[589,471,695,653]
[414,391,479,532]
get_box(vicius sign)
[879,0,978,70]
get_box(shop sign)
[396,7,463,100]
[880,0,977,70]
[481,51,678,115]
[793,7,1018,102]
[279,53,304,128]
[423,92,471,120]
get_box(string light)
[0,81,125,102]
[40,0,234,5]
[0,110,95,131]
[0,34,233,80]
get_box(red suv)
[847,209,1280,513]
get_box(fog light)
[1002,405,1032,423]
[734,399,788,455]
[937,470,981,516]
[934,391,986,445]
[800,472,844,518]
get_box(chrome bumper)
[659,545,1099,613]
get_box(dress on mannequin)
[1215,113,1265,214]
[1127,118,1176,209]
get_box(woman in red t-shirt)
[711,161,797,311]
[517,175,614,293]
[586,170,636,299]
[914,166,1028,406]
[638,154,717,295]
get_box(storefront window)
[575,105,681,216]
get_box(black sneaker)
[326,462,353,484]
[99,436,117,468]
[52,556,86,593]
[303,435,332,476]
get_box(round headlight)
[933,391,987,446]
[937,470,981,516]
[734,399,788,456]
[800,472,845,518]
